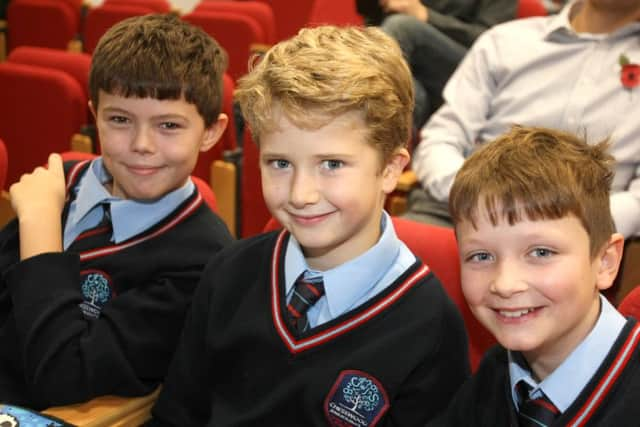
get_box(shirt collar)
[284,211,401,318]
[544,0,640,42]
[69,157,194,243]
[509,295,626,412]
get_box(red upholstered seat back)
[195,1,277,44]
[0,62,86,185]
[7,0,80,51]
[83,3,160,54]
[0,138,8,191]
[183,10,265,81]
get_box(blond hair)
[235,25,414,163]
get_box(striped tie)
[69,203,112,252]
[517,381,560,427]
[287,272,325,333]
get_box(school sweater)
[430,319,640,426]
[0,160,233,409]
[149,229,470,427]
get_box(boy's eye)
[529,248,555,258]
[270,159,290,169]
[466,251,494,263]
[321,159,344,170]
[160,122,181,130]
[108,115,129,124]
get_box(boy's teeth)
[500,308,533,318]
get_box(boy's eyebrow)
[100,107,189,121]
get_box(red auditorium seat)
[7,0,82,52]
[195,1,277,44]
[183,9,266,81]
[83,3,162,54]
[517,0,547,18]
[0,62,86,185]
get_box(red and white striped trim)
[79,193,203,261]
[567,323,640,426]
[271,230,430,354]
[65,160,91,194]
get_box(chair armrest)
[395,170,417,192]
[210,159,237,237]
[41,387,161,427]
[71,132,95,153]
[385,170,418,216]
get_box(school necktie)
[517,381,560,427]
[287,272,325,333]
[69,203,113,252]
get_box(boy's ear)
[381,147,410,194]
[595,233,625,291]
[200,113,229,153]
[89,101,97,121]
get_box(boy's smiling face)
[92,91,226,201]
[260,111,408,271]
[457,210,621,379]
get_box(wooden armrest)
[0,19,7,62]
[67,38,83,53]
[250,43,271,55]
[395,170,418,192]
[384,170,419,216]
[210,159,237,237]
[42,388,160,427]
[71,133,94,153]
[0,191,15,228]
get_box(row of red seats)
[3,0,364,78]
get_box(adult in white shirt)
[409,0,640,238]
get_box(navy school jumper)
[150,229,470,427]
[0,160,233,409]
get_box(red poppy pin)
[619,54,639,92]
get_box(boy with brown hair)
[149,25,469,426]
[436,125,633,426]
[0,14,233,409]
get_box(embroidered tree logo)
[81,273,111,305]
[342,376,380,414]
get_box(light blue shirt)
[508,295,626,412]
[284,211,417,328]
[413,0,640,237]
[63,158,194,249]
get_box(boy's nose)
[131,127,155,153]
[489,262,528,297]
[289,171,319,207]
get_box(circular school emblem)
[79,270,114,319]
[324,370,390,427]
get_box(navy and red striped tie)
[287,273,325,333]
[517,381,560,427]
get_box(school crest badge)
[324,370,390,427]
[78,269,114,319]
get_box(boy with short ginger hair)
[436,126,632,426]
[0,14,233,409]
[150,25,469,426]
